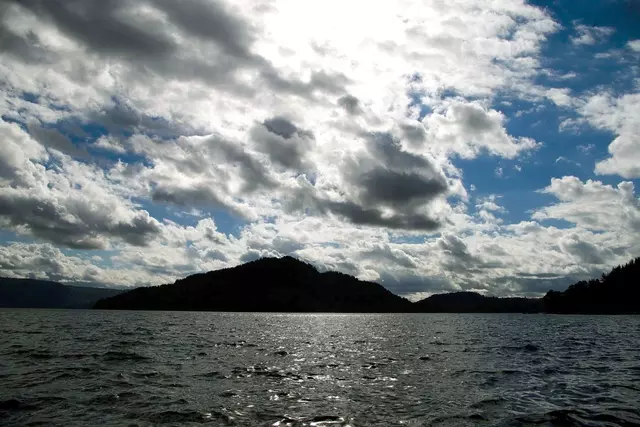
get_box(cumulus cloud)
[422,102,540,159]
[0,119,162,249]
[337,94,362,115]
[0,242,164,286]
[558,233,614,265]
[534,176,640,232]
[284,131,451,230]
[250,116,315,171]
[570,24,615,46]
[579,93,640,178]
[476,195,507,214]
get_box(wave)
[510,407,640,426]
[102,351,151,362]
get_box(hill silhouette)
[0,278,123,309]
[6,256,637,313]
[94,256,640,313]
[413,291,541,313]
[93,256,412,312]
[543,257,640,314]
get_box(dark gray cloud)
[337,94,362,115]
[400,122,427,145]
[316,198,442,230]
[559,234,614,265]
[452,102,500,133]
[26,120,88,158]
[438,234,505,275]
[438,234,473,261]
[141,134,276,201]
[251,117,315,171]
[360,245,417,269]
[201,248,228,262]
[2,0,247,94]
[0,24,58,64]
[11,0,176,58]
[307,70,351,94]
[3,0,351,100]
[151,184,242,217]
[0,191,160,249]
[356,169,447,207]
[260,68,351,99]
[88,101,185,139]
[150,0,256,61]
[284,131,448,230]
[364,132,434,170]
[263,117,302,139]
[354,133,449,207]
[206,137,278,192]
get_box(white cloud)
[628,40,640,52]
[555,156,581,167]
[1,0,637,298]
[476,195,507,213]
[533,176,640,233]
[577,144,595,154]
[570,24,615,46]
[0,119,162,249]
[579,93,640,178]
[545,87,573,107]
[422,101,540,159]
[0,242,161,286]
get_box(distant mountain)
[94,256,413,312]
[543,258,640,314]
[0,278,123,309]
[413,291,542,313]
[10,256,638,314]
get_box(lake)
[1,310,639,426]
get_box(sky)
[0,0,639,300]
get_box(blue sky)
[0,0,639,298]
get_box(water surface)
[1,310,639,426]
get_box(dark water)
[1,311,639,427]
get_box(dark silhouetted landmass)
[543,257,640,314]
[0,278,123,309]
[8,256,634,313]
[413,291,542,313]
[94,256,412,312]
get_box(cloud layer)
[0,0,638,298]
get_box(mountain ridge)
[0,277,123,309]
[542,257,640,314]
[93,256,412,312]
[2,256,637,313]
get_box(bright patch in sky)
[0,0,639,298]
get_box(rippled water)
[1,310,639,426]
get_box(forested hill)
[93,256,412,312]
[0,278,122,309]
[543,258,640,314]
[6,256,637,313]
[413,291,541,313]
[93,256,640,314]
